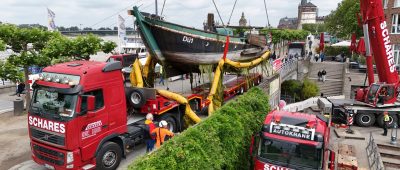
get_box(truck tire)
[128,89,145,109]
[377,114,398,128]
[96,142,122,170]
[160,113,177,133]
[355,113,375,127]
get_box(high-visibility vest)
[384,115,390,122]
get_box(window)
[396,0,400,7]
[383,0,388,9]
[393,45,400,66]
[392,14,400,34]
[81,89,104,111]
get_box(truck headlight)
[66,152,74,164]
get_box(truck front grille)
[33,144,65,165]
[30,127,65,146]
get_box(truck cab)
[29,61,127,170]
[250,110,334,170]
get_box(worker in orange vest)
[151,120,174,149]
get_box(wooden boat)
[131,6,265,76]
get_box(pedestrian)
[144,114,156,152]
[151,120,174,149]
[321,69,327,82]
[320,51,325,62]
[308,40,312,50]
[317,70,322,81]
[382,111,390,136]
[16,81,25,97]
[341,51,345,62]
[271,51,277,60]
[159,66,164,85]
[314,54,318,62]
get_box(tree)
[301,79,319,99]
[0,60,23,84]
[0,39,5,51]
[83,27,93,31]
[0,24,60,107]
[101,41,117,54]
[325,0,362,39]
[302,23,327,34]
[43,34,117,61]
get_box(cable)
[263,0,271,28]
[227,0,238,26]
[211,0,226,27]
[161,0,167,16]
[88,0,142,28]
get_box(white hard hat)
[146,113,153,120]
[159,120,168,127]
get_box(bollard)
[13,98,24,116]
[390,123,398,145]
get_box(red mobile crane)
[354,0,399,106]
[328,0,400,128]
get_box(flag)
[118,15,127,53]
[47,8,56,31]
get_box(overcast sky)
[0,0,342,29]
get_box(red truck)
[250,110,335,170]
[28,60,262,170]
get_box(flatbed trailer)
[329,99,400,128]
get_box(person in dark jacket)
[321,69,327,82]
[16,82,25,97]
[317,70,322,81]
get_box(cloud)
[0,0,342,29]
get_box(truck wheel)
[160,113,177,132]
[355,113,375,127]
[128,89,145,109]
[377,114,398,128]
[96,142,122,170]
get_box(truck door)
[78,89,109,161]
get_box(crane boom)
[360,0,399,84]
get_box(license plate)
[44,164,55,170]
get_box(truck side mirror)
[87,95,96,112]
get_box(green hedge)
[324,46,351,57]
[128,87,270,170]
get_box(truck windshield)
[31,88,78,118]
[258,137,322,170]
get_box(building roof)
[303,2,317,7]
[277,17,298,29]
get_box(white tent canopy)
[331,41,351,47]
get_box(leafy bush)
[281,79,319,101]
[324,46,351,57]
[129,87,270,170]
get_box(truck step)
[377,143,400,152]
[379,148,400,159]
[82,164,95,170]
[382,157,400,169]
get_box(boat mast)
[155,0,158,16]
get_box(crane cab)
[356,83,398,107]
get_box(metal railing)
[366,132,384,170]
